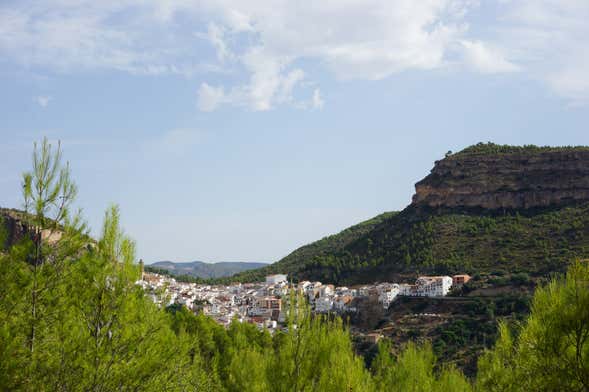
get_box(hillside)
[228,143,589,285]
[149,260,268,279]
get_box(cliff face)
[412,149,589,210]
[0,209,30,249]
[0,208,63,249]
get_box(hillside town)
[137,270,471,332]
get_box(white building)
[378,285,400,309]
[399,284,416,296]
[415,276,453,297]
[265,274,288,285]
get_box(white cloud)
[206,22,232,63]
[2,0,589,107]
[0,1,204,75]
[312,89,324,110]
[193,0,475,110]
[35,95,52,107]
[0,0,476,111]
[491,0,589,103]
[460,40,520,73]
[197,83,225,112]
[197,49,306,111]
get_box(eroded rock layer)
[412,149,589,209]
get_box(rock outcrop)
[412,146,589,210]
[0,208,31,249]
[1,208,63,249]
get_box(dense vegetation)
[1,139,588,391]
[225,203,589,286]
[220,142,589,286]
[451,141,589,157]
[377,293,532,376]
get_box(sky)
[1,0,589,264]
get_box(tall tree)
[477,260,589,392]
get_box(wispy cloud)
[460,40,520,74]
[2,1,589,108]
[491,0,589,104]
[35,95,52,107]
[197,83,225,112]
[312,89,324,110]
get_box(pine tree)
[477,260,589,392]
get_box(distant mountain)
[148,260,268,279]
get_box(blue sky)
[1,1,588,263]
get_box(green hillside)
[226,203,589,285]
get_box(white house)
[415,276,453,297]
[378,285,400,309]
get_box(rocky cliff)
[412,144,589,210]
[0,208,31,249]
[1,208,63,249]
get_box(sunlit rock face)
[412,149,589,210]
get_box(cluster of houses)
[137,271,470,332]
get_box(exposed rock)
[0,208,31,249]
[1,208,62,249]
[412,148,589,210]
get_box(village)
[137,270,471,333]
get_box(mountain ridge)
[223,143,589,285]
[149,260,268,279]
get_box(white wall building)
[415,276,453,297]
[378,285,400,309]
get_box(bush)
[489,277,508,286]
[510,272,531,285]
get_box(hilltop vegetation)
[451,141,589,157]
